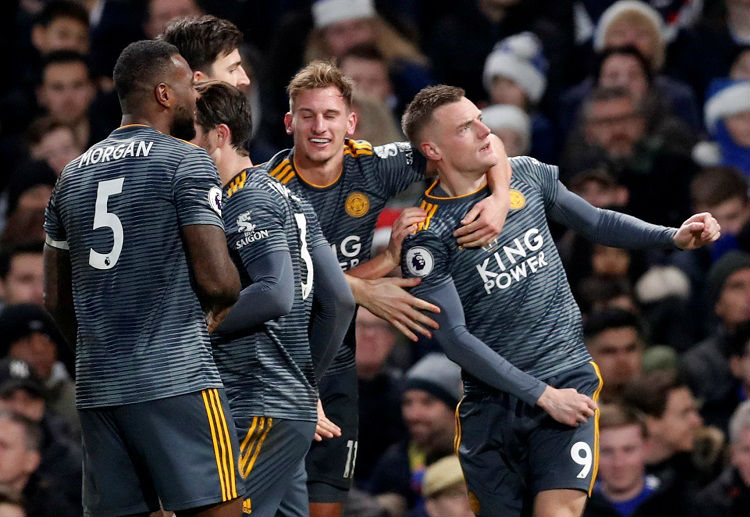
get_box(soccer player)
[160,14,250,89]
[42,40,243,517]
[265,61,511,517]
[399,85,721,517]
[195,80,355,517]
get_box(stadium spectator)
[682,251,750,430]
[481,104,531,157]
[584,308,644,403]
[422,455,473,517]
[351,93,403,146]
[339,44,398,112]
[0,486,25,517]
[728,323,750,402]
[482,31,557,161]
[369,354,461,517]
[24,116,83,176]
[0,304,76,434]
[143,0,202,39]
[30,1,89,56]
[584,403,676,517]
[690,400,750,517]
[0,244,44,308]
[355,307,406,486]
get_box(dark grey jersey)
[262,139,426,374]
[402,157,592,396]
[212,169,328,421]
[44,125,225,408]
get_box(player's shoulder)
[509,156,558,183]
[344,138,374,160]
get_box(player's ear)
[346,109,357,137]
[283,112,293,135]
[216,124,231,147]
[421,141,440,161]
[154,82,171,108]
[194,70,208,83]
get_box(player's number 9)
[571,441,593,479]
[89,178,125,270]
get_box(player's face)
[0,418,39,486]
[194,124,219,159]
[649,387,702,454]
[587,327,642,392]
[2,253,44,306]
[598,424,647,495]
[402,389,454,449]
[38,62,95,125]
[169,54,198,141]
[715,268,750,327]
[428,97,498,175]
[285,86,356,168]
[208,49,250,89]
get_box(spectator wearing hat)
[693,79,750,178]
[422,455,473,517]
[482,32,557,162]
[481,104,531,157]
[369,354,461,517]
[0,304,76,435]
[682,251,750,431]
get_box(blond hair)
[287,60,354,110]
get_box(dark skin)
[43,53,242,517]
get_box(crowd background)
[0,1,748,516]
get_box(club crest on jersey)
[208,186,222,216]
[405,247,434,277]
[345,191,370,218]
[509,189,526,210]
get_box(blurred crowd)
[0,1,748,516]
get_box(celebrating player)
[399,85,721,517]
[43,40,242,517]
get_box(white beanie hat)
[483,32,548,104]
[481,104,531,154]
[312,0,376,29]
[704,79,750,133]
[593,0,664,51]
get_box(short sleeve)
[400,229,452,297]
[44,181,67,249]
[224,187,289,266]
[372,142,427,197]
[172,147,225,229]
[510,156,560,209]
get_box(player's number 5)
[293,213,313,300]
[89,178,125,270]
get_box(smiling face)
[285,86,356,169]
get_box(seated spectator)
[0,486,25,517]
[351,93,403,146]
[340,44,398,114]
[577,276,639,316]
[482,32,557,161]
[728,323,750,402]
[584,309,644,403]
[682,252,750,431]
[369,354,461,517]
[0,304,76,434]
[24,117,82,176]
[0,243,43,308]
[30,1,89,56]
[585,403,677,517]
[691,401,750,517]
[693,79,750,178]
[143,0,203,40]
[481,104,531,157]
[422,455,473,517]
[568,168,628,210]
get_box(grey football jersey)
[212,168,328,421]
[44,125,225,408]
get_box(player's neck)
[120,114,166,134]
[218,149,253,186]
[435,165,487,197]
[600,477,646,503]
[294,152,343,186]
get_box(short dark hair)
[35,0,89,28]
[0,410,42,451]
[401,85,465,145]
[160,15,244,73]
[584,308,643,339]
[595,45,653,87]
[113,40,180,113]
[598,403,648,437]
[623,370,689,418]
[0,242,44,279]
[196,81,252,154]
[41,50,91,79]
[25,116,72,148]
[690,166,749,209]
[583,85,638,120]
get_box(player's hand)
[314,399,341,442]
[673,212,721,250]
[206,306,233,333]
[384,208,427,267]
[454,194,509,248]
[536,385,598,427]
[356,277,440,341]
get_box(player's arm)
[548,182,721,249]
[309,245,356,380]
[453,134,513,247]
[43,244,77,348]
[182,224,241,331]
[422,281,597,427]
[210,251,294,334]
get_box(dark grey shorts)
[456,361,604,517]
[236,416,316,516]
[79,388,241,517]
[306,366,359,501]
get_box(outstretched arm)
[424,280,597,427]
